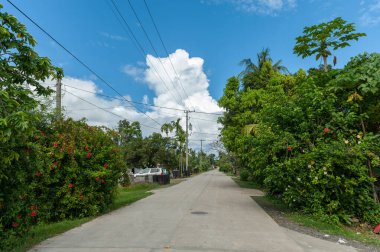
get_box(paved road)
[31,170,356,252]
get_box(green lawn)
[231,175,380,248]
[7,183,165,252]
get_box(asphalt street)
[30,170,357,252]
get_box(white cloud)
[143,49,223,141]
[202,0,296,14]
[122,64,145,81]
[100,32,128,41]
[360,0,380,26]
[44,50,223,150]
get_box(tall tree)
[293,17,366,72]
[239,48,288,77]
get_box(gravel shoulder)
[252,196,380,252]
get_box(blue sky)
[3,0,380,149]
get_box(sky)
[2,0,380,152]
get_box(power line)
[63,84,221,136]
[62,83,223,115]
[126,0,185,102]
[143,0,194,109]
[107,0,183,107]
[64,89,160,130]
[142,0,203,132]
[192,131,220,136]
[6,0,162,127]
[66,106,134,112]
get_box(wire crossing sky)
[3,0,380,150]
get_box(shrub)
[240,170,249,181]
[264,138,380,224]
[1,118,127,250]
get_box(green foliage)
[0,7,126,250]
[219,33,380,224]
[1,118,127,250]
[240,170,249,181]
[294,17,366,71]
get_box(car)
[133,167,169,177]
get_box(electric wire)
[107,0,183,107]
[64,89,160,130]
[126,0,185,102]
[6,0,162,127]
[141,0,203,132]
[63,83,223,115]
[142,0,193,109]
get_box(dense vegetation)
[218,18,380,224]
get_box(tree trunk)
[323,56,328,72]
[360,114,379,203]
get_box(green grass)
[231,175,380,248]
[288,213,380,247]
[232,176,262,190]
[7,183,168,252]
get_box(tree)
[117,120,144,168]
[239,48,288,78]
[0,4,60,245]
[294,17,366,72]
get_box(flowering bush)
[264,138,380,224]
[29,119,127,221]
[0,118,127,250]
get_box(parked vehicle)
[133,167,169,177]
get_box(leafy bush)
[240,170,249,181]
[30,119,127,221]
[264,138,380,224]
[1,118,127,250]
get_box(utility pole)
[185,110,189,176]
[56,76,62,119]
[200,139,204,171]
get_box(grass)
[231,175,380,248]
[7,181,179,252]
[231,176,262,190]
[288,213,380,247]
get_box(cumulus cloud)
[360,0,380,26]
[122,64,145,81]
[202,0,297,14]
[143,49,223,146]
[45,49,223,150]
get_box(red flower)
[12,222,19,228]
[323,127,329,133]
[35,135,40,140]
[85,145,89,151]
[101,179,105,184]
[95,177,99,181]
[17,214,22,220]
[86,151,92,159]
[287,146,293,151]
[104,163,109,169]
[31,211,37,217]
[69,183,73,188]
[53,142,58,147]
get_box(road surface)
[30,170,356,252]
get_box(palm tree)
[239,48,288,77]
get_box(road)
[30,170,357,252]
